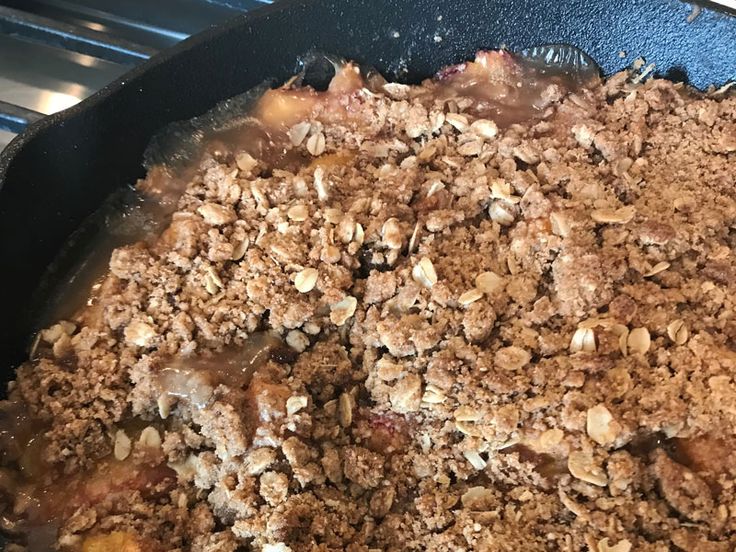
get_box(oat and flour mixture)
[1,51,736,551]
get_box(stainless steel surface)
[0,34,129,105]
[0,129,14,148]
[0,0,267,150]
[0,5,157,64]
[0,100,44,133]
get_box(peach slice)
[82,531,152,552]
[254,63,366,130]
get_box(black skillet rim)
[0,0,734,183]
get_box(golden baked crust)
[3,54,736,551]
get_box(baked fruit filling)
[1,49,735,551]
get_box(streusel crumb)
[2,51,736,551]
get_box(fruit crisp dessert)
[1,49,735,552]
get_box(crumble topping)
[2,51,736,551]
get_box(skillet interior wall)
[0,0,734,375]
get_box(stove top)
[0,0,269,150]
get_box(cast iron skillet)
[0,0,734,374]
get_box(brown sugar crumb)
[652,449,714,522]
[2,51,736,551]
